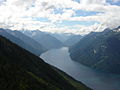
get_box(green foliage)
[53,67,91,90]
[0,36,90,90]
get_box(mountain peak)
[113,26,120,32]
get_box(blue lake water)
[40,47,120,90]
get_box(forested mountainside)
[0,36,90,90]
[69,26,120,74]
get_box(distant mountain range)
[7,30,47,53]
[21,30,64,50]
[50,33,73,42]
[0,28,46,56]
[64,35,83,46]
[0,35,90,90]
[69,26,120,74]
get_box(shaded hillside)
[0,36,90,90]
[0,28,44,56]
[50,33,72,42]
[6,29,46,55]
[64,35,82,46]
[69,27,120,74]
[21,30,64,50]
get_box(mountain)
[21,30,64,50]
[64,35,83,46]
[0,35,90,90]
[0,28,44,56]
[69,26,120,74]
[6,29,46,55]
[50,33,73,42]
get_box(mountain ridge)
[69,26,120,74]
[21,30,64,50]
[6,29,46,55]
[0,35,90,90]
[0,28,45,56]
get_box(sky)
[0,0,120,34]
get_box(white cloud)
[80,0,107,5]
[0,0,120,34]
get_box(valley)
[0,0,120,89]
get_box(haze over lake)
[41,47,120,90]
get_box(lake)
[40,47,120,90]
